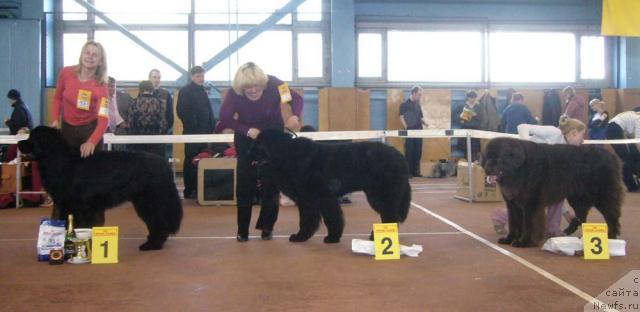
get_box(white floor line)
[0,231,462,242]
[410,202,614,311]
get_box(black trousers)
[183,142,207,195]
[405,137,423,175]
[606,123,640,191]
[235,134,279,236]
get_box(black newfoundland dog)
[483,138,623,247]
[19,126,183,250]
[254,129,411,243]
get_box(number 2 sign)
[91,227,119,264]
[373,223,400,260]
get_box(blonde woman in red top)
[51,41,109,158]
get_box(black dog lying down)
[483,137,623,247]
[254,129,411,243]
[19,126,183,250]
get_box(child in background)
[588,99,609,140]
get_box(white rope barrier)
[4,128,640,208]
[2,130,634,145]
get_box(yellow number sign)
[91,227,119,264]
[582,223,609,260]
[373,223,400,260]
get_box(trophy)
[70,228,92,264]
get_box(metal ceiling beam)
[74,0,188,76]
[176,0,307,84]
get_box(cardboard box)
[420,161,437,177]
[0,163,29,194]
[455,161,502,202]
[197,158,237,205]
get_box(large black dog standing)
[254,129,411,243]
[483,137,623,247]
[19,126,183,250]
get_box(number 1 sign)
[91,227,119,264]
[373,223,400,260]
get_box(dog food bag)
[36,218,66,261]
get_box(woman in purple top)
[217,62,303,242]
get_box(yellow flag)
[602,0,640,37]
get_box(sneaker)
[261,230,273,240]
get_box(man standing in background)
[177,66,215,199]
[399,86,428,177]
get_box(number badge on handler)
[91,227,119,264]
[582,223,609,260]
[373,223,400,260]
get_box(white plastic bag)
[351,239,423,257]
[542,237,627,257]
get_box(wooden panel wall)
[421,89,452,161]
[386,89,405,154]
[601,89,620,115]
[617,89,640,113]
[318,88,370,131]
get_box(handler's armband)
[98,97,109,118]
[278,83,292,104]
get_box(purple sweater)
[216,75,303,135]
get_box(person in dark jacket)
[127,80,167,158]
[177,66,216,199]
[500,92,537,134]
[542,89,562,127]
[399,86,428,177]
[149,69,174,133]
[5,89,33,134]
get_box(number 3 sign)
[91,227,119,264]
[582,223,609,260]
[373,223,400,260]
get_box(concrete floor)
[1,178,638,311]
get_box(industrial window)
[93,0,190,24]
[62,33,87,67]
[489,32,575,83]
[93,31,188,81]
[297,0,322,21]
[297,33,323,77]
[580,36,605,80]
[62,0,86,20]
[194,0,292,25]
[387,31,482,82]
[195,30,292,81]
[54,0,325,85]
[358,33,382,78]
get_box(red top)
[52,66,109,145]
